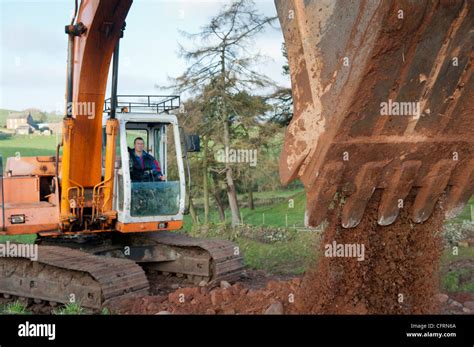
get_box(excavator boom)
[64,0,132,187]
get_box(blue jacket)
[129,149,162,182]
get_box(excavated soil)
[295,190,443,314]
[110,190,449,315]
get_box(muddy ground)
[1,264,472,315]
[107,192,474,315]
[106,270,473,315]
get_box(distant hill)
[0,108,61,127]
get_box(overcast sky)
[0,0,289,113]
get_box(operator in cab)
[129,137,167,182]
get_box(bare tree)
[169,0,277,226]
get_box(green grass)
[441,246,474,293]
[1,301,30,315]
[186,190,315,275]
[249,188,305,200]
[442,268,474,293]
[0,134,59,161]
[185,189,307,231]
[442,244,474,263]
[0,234,37,244]
[240,190,306,228]
[188,223,319,275]
[237,230,318,275]
[52,302,85,315]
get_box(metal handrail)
[104,94,180,114]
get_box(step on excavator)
[0,0,243,309]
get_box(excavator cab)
[103,95,190,232]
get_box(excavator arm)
[60,0,132,226]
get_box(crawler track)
[0,232,244,310]
[147,232,244,285]
[0,245,149,309]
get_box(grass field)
[0,134,58,161]
[441,247,474,293]
[184,189,307,231]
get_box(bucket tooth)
[445,159,474,219]
[305,162,344,227]
[342,162,386,229]
[378,161,422,226]
[412,160,457,223]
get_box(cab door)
[116,119,185,226]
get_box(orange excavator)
[0,0,243,309]
[0,0,472,310]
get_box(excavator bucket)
[276,0,473,228]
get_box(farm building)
[6,112,34,130]
[15,124,35,135]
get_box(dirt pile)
[111,279,301,314]
[296,190,444,314]
[111,190,445,314]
